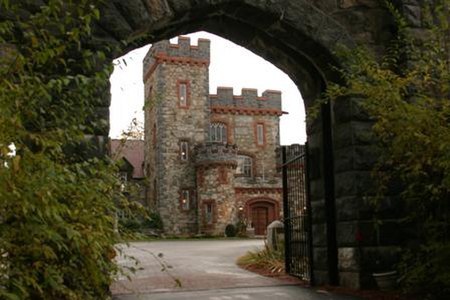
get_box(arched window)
[236,155,253,177]
[209,122,227,143]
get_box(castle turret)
[194,142,238,235]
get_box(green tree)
[324,1,450,297]
[0,1,127,299]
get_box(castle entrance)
[250,202,276,236]
[95,0,393,289]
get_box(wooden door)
[252,207,269,235]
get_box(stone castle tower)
[143,37,283,236]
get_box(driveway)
[111,239,358,300]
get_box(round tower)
[194,142,238,236]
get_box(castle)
[143,37,284,236]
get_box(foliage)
[0,1,128,299]
[225,224,237,237]
[237,242,285,274]
[143,211,164,230]
[120,209,163,234]
[235,220,247,237]
[324,0,450,297]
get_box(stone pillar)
[332,96,401,288]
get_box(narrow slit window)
[180,141,189,161]
[205,203,213,224]
[181,189,190,210]
[256,124,264,146]
[179,82,188,107]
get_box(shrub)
[225,224,237,237]
[237,242,285,274]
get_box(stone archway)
[13,0,413,290]
[91,0,398,289]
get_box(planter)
[372,271,397,291]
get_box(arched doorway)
[246,198,280,235]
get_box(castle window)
[205,203,214,224]
[152,123,157,146]
[209,122,227,143]
[178,81,188,107]
[236,155,253,177]
[256,123,265,146]
[180,140,189,161]
[180,189,190,210]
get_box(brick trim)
[211,105,284,116]
[197,167,205,187]
[144,53,210,81]
[235,187,283,194]
[218,166,228,184]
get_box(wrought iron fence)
[281,144,313,283]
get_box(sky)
[109,31,306,145]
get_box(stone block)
[336,221,359,247]
[312,223,327,246]
[333,97,372,124]
[334,144,379,172]
[334,170,374,198]
[403,4,422,27]
[339,0,380,9]
[339,271,361,289]
[98,2,134,40]
[335,196,372,222]
[333,121,375,149]
[313,270,330,286]
[267,220,284,250]
[313,247,328,270]
[338,247,360,271]
[307,147,321,180]
[309,179,324,201]
[311,200,326,224]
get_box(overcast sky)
[109,31,306,145]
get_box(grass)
[237,242,285,275]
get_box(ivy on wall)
[324,1,450,297]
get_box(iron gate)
[281,144,313,284]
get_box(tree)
[0,1,127,299]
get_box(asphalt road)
[111,239,358,300]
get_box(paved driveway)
[111,239,358,300]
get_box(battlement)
[209,87,282,113]
[194,142,238,167]
[143,36,210,77]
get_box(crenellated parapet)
[209,87,283,116]
[143,37,210,81]
[194,142,238,167]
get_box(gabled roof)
[110,139,145,179]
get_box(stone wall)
[209,87,282,110]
